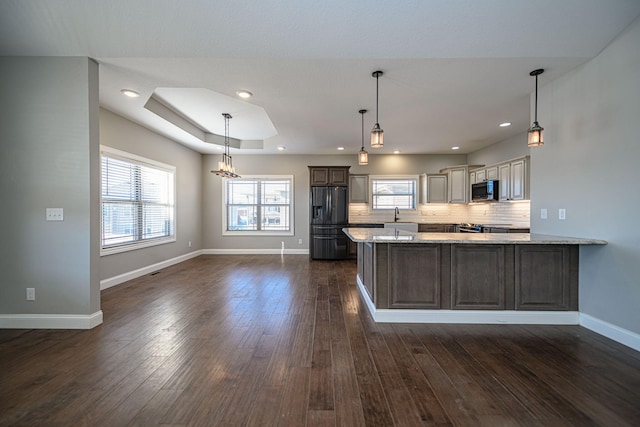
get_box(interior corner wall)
[530,17,640,334]
[0,57,100,318]
[98,108,203,280]
[466,132,530,166]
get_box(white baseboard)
[372,309,580,324]
[100,250,203,290]
[203,248,309,255]
[356,275,579,325]
[0,311,103,329]
[580,313,640,352]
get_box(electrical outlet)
[188,240,192,248]
[298,238,303,245]
[46,208,64,221]
[26,288,35,301]
[541,208,547,220]
[559,208,566,220]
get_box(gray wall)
[467,132,530,166]
[202,153,466,250]
[99,109,203,280]
[530,17,640,334]
[0,57,100,315]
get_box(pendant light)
[527,68,545,147]
[211,113,240,178]
[358,109,369,165]
[371,70,384,148]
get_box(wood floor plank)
[1,255,639,427]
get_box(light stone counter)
[343,228,607,245]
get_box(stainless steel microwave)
[471,180,499,201]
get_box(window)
[224,176,293,234]
[100,146,175,255]
[371,176,417,210]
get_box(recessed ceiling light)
[277,146,286,151]
[499,122,512,127]
[120,89,140,98]
[451,146,460,150]
[393,150,401,154]
[236,90,253,99]
[337,147,345,151]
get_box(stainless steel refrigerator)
[309,185,349,259]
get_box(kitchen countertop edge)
[342,228,607,245]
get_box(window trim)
[369,175,419,211]
[221,175,295,236]
[100,145,176,256]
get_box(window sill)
[100,236,176,256]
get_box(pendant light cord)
[375,73,379,124]
[361,111,365,149]
[534,74,538,123]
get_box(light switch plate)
[46,208,64,221]
[559,208,566,220]
[541,208,547,220]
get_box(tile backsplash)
[349,201,530,227]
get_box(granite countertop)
[342,227,607,245]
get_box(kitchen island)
[343,228,607,324]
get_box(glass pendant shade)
[528,122,544,147]
[371,124,384,148]
[358,148,369,165]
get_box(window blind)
[101,149,175,253]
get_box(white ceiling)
[2,0,640,155]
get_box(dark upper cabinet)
[309,166,349,186]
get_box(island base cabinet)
[451,245,514,310]
[386,244,451,309]
[357,242,579,313]
[515,245,578,310]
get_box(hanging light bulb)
[528,69,545,147]
[370,70,384,148]
[358,109,369,165]
[211,113,240,178]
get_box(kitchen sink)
[383,222,418,232]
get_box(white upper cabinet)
[497,156,529,201]
[447,166,468,203]
[509,158,527,200]
[486,166,498,180]
[427,174,448,203]
[498,163,511,201]
[349,174,368,203]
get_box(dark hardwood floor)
[1,254,639,426]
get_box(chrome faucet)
[394,207,400,222]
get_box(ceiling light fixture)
[358,109,369,165]
[277,146,286,151]
[371,70,384,148]
[236,90,253,99]
[120,89,140,98]
[393,150,401,154]
[528,69,545,147]
[451,146,460,150]
[337,147,345,151]
[499,122,512,127]
[211,113,240,178]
